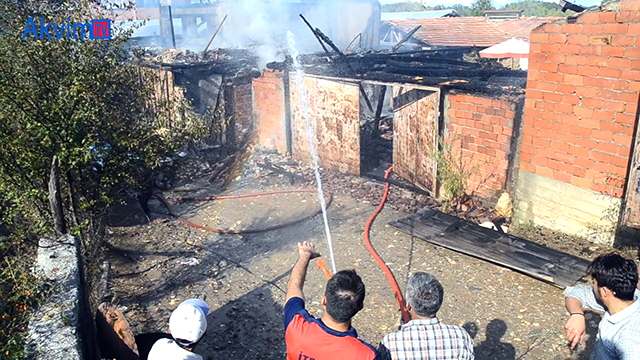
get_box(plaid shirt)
[378,318,474,360]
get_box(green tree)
[0,1,204,357]
[470,0,495,16]
[451,4,474,16]
[382,2,427,12]
[503,0,575,17]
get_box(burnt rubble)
[268,49,527,95]
[138,47,261,79]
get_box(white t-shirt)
[147,338,203,360]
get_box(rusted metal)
[290,75,361,174]
[392,86,439,192]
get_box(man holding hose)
[284,241,377,360]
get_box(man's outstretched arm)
[285,241,320,303]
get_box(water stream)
[286,31,337,274]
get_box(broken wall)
[514,3,640,243]
[290,75,361,174]
[445,93,521,202]
[253,69,287,154]
[392,86,439,193]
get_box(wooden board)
[392,86,439,193]
[290,75,361,174]
[623,122,640,228]
[96,302,140,360]
[389,210,590,288]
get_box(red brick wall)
[446,93,519,200]
[232,81,254,143]
[522,8,640,198]
[253,70,287,154]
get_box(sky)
[378,0,602,7]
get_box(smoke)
[173,0,380,68]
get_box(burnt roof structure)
[268,49,527,96]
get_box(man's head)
[169,299,209,349]
[322,269,365,324]
[405,272,443,318]
[587,253,638,302]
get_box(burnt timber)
[389,209,590,288]
[267,49,527,95]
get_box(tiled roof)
[495,17,564,41]
[385,17,511,47]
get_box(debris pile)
[239,150,504,225]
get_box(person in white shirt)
[148,298,208,360]
[564,253,640,359]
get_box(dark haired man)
[377,272,474,359]
[284,241,376,360]
[564,253,640,358]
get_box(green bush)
[0,0,206,356]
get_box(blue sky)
[379,0,602,7]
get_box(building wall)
[231,80,254,144]
[514,5,640,243]
[445,93,520,201]
[252,70,287,154]
[290,75,361,174]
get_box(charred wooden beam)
[299,14,331,55]
[392,25,421,53]
[204,14,228,53]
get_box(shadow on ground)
[197,285,285,360]
[465,319,515,360]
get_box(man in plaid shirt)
[377,272,474,359]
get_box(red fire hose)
[163,175,409,323]
[363,166,410,323]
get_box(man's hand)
[285,241,321,303]
[298,241,320,260]
[565,314,586,350]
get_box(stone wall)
[27,235,97,360]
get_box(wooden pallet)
[389,209,590,288]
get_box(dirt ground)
[104,150,612,360]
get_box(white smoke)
[174,0,380,68]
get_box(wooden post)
[48,156,66,235]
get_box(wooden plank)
[389,210,590,288]
[623,121,640,228]
[392,86,439,193]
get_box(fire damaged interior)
[264,45,527,194]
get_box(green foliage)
[432,136,477,211]
[449,4,474,17]
[470,0,495,16]
[382,2,427,12]
[0,0,206,356]
[0,253,52,360]
[503,0,575,17]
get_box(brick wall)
[522,7,640,198]
[232,80,254,144]
[253,70,287,154]
[446,93,520,200]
